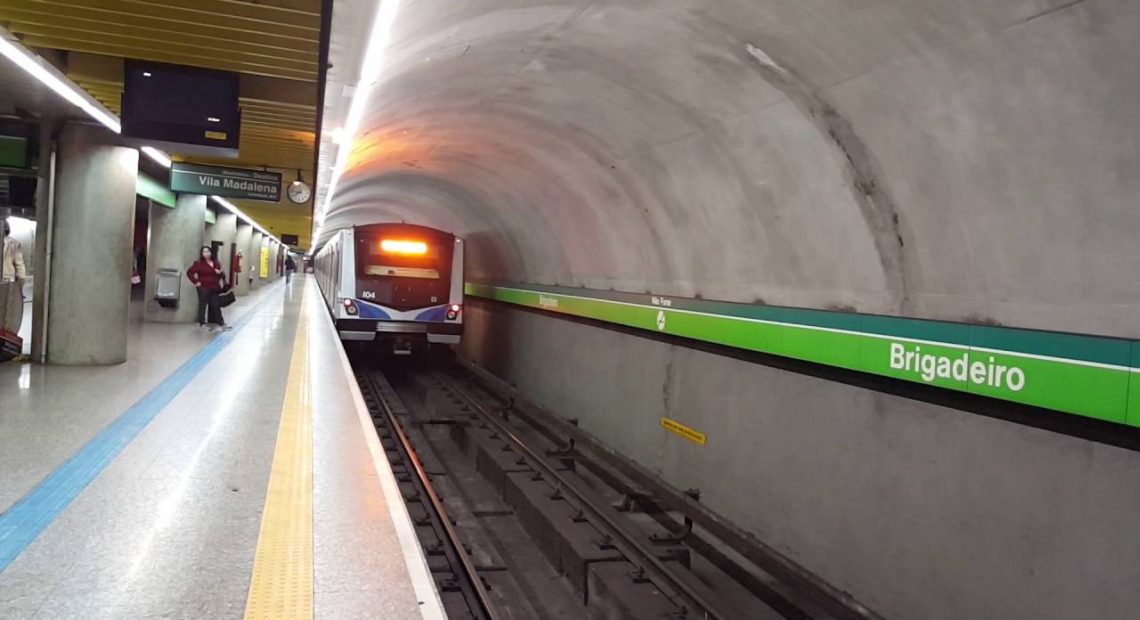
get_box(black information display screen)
[122,60,241,150]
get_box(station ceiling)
[0,0,322,248]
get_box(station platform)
[0,278,445,619]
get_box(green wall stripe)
[136,172,176,208]
[970,324,1132,367]
[488,283,1128,365]
[0,136,28,168]
[466,283,1140,427]
[1130,344,1140,427]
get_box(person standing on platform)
[284,254,296,284]
[187,246,231,332]
[0,218,27,336]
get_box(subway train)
[312,223,464,353]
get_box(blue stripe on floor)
[0,287,282,572]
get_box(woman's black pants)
[196,288,223,325]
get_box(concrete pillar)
[234,223,252,296]
[144,194,206,323]
[47,122,139,365]
[30,117,55,363]
[249,231,263,290]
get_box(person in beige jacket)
[1,218,27,335]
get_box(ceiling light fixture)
[211,196,283,245]
[140,146,172,168]
[0,28,121,133]
[312,0,403,245]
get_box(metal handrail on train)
[361,370,503,620]
[436,371,735,620]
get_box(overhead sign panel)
[171,162,282,202]
[121,61,241,158]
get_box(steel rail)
[454,361,885,620]
[360,369,504,620]
[434,370,734,620]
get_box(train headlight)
[380,239,428,255]
[342,298,358,316]
[446,304,461,321]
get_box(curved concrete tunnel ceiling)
[321,0,1140,338]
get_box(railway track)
[356,366,502,619]
[354,355,883,619]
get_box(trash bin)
[155,268,181,308]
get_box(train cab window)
[355,228,454,311]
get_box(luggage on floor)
[0,329,21,363]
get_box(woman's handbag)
[217,275,236,308]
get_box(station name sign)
[466,283,1140,427]
[170,162,282,202]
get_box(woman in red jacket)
[187,246,231,331]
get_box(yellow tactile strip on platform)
[245,289,313,620]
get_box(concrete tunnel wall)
[321,1,1140,617]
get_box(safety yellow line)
[245,287,313,620]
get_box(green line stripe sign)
[136,172,176,208]
[465,283,1140,427]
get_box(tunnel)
[315,2,1140,619]
[0,0,1137,618]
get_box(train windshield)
[355,226,455,311]
[364,239,442,279]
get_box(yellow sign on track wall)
[660,417,707,446]
[260,247,270,279]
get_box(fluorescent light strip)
[140,146,172,168]
[0,29,120,133]
[312,0,403,245]
[211,196,283,245]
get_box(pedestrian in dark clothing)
[284,255,296,284]
[187,246,231,331]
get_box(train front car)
[335,223,464,354]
